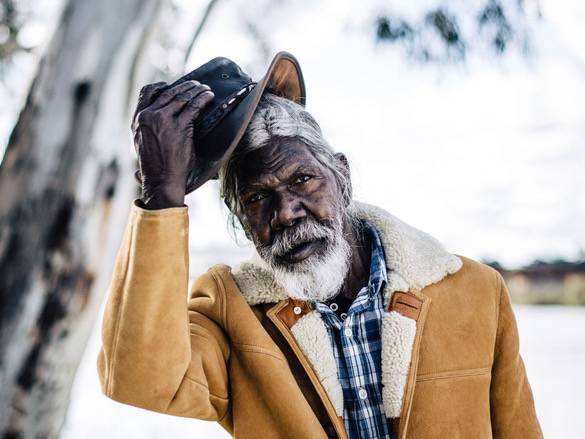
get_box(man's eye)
[293,175,312,185]
[247,193,266,204]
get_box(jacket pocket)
[408,368,493,438]
[416,366,491,382]
[232,341,288,362]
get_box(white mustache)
[254,214,352,302]
[261,219,336,260]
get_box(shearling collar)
[232,201,462,307]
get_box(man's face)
[235,138,351,301]
[237,139,342,257]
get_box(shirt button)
[293,306,302,315]
[344,328,352,337]
[358,388,368,400]
[329,302,338,312]
[340,313,347,320]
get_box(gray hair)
[219,93,352,220]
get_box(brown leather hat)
[162,51,306,194]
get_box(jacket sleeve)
[97,200,231,423]
[490,272,543,438]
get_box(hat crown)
[170,57,254,104]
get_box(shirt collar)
[314,220,388,320]
[360,220,388,299]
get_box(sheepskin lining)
[381,311,418,418]
[290,311,344,416]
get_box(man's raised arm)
[97,80,232,425]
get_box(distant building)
[485,260,585,305]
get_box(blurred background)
[0,0,583,437]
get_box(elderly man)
[98,53,542,438]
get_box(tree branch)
[183,0,221,67]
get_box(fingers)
[149,80,201,111]
[132,81,167,129]
[137,81,167,111]
[177,89,215,124]
[163,84,213,116]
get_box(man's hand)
[131,80,215,209]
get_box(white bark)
[0,0,163,436]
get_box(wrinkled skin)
[132,85,370,304]
[236,139,343,262]
[131,80,214,209]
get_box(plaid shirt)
[315,221,393,439]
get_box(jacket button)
[293,306,302,315]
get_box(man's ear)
[334,152,352,205]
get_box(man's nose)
[270,193,305,230]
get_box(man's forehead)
[236,139,321,188]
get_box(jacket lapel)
[380,293,419,418]
[380,291,432,438]
[266,299,348,439]
[232,201,462,434]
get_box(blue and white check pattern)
[315,221,393,439]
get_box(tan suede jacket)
[97,200,543,438]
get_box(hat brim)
[185,51,306,194]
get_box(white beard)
[255,229,351,303]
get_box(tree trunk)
[0,0,162,436]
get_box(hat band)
[195,82,256,140]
